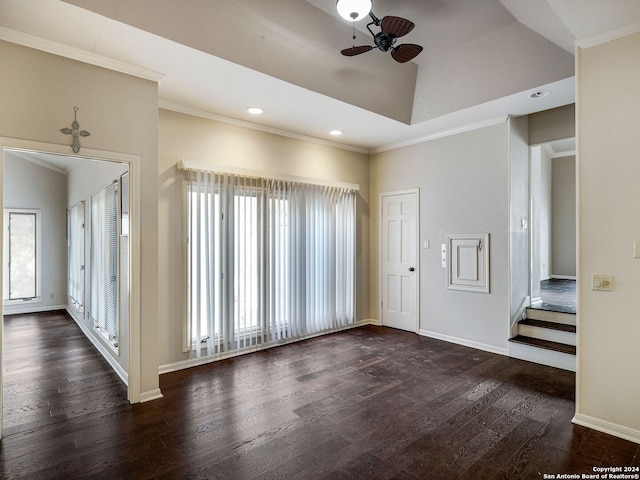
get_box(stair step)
[526,308,576,326]
[509,335,576,355]
[519,318,576,333]
[508,340,576,372]
[517,321,576,346]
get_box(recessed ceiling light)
[329,130,343,136]
[529,90,550,99]
[247,107,264,115]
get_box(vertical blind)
[67,201,85,313]
[90,181,119,344]
[187,170,356,358]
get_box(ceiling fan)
[339,8,423,63]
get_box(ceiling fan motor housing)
[374,32,396,51]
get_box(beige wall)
[0,40,160,400]
[529,104,575,145]
[370,122,510,352]
[157,109,370,367]
[576,31,640,440]
[552,155,576,277]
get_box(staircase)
[509,307,576,371]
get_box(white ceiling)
[1,0,640,153]
[6,149,82,173]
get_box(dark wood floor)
[1,311,638,479]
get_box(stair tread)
[509,335,576,355]
[520,318,576,333]
[528,305,576,315]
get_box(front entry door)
[381,190,419,332]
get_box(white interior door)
[381,190,419,332]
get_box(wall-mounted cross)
[60,107,91,153]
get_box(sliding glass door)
[186,171,356,358]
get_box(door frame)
[379,188,420,333]
[0,136,142,439]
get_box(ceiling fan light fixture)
[336,0,372,22]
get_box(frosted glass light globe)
[336,0,372,21]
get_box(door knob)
[409,267,415,272]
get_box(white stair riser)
[526,308,576,326]
[518,325,576,346]
[509,342,576,372]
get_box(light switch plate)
[592,274,613,292]
[441,243,447,268]
[634,241,640,258]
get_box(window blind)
[90,181,119,344]
[187,170,356,358]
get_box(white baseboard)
[3,304,67,315]
[159,319,379,374]
[140,388,164,403]
[573,413,640,445]
[66,307,129,386]
[419,329,509,356]
[551,275,577,280]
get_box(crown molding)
[576,19,640,49]
[161,101,514,157]
[0,27,165,83]
[370,115,510,155]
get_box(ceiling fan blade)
[381,16,415,38]
[341,45,374,57]
[391,44,423,63]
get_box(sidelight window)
[67,201,85,314]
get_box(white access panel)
[446,233,490,293]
